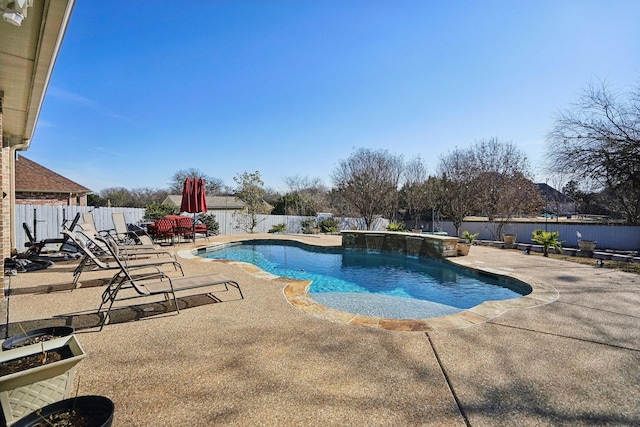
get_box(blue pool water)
[200,240,527,319]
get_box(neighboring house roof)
[535,183,575,204]
[163,195,246,210]
[15,155,92,194]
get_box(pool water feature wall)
[406,236,424,256]
[342,231,459,259]
[364,234,385,252]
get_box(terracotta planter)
[457,243,471,256]
[503,234,517,245]
[0,335,86,425]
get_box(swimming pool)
[200,239,529,319]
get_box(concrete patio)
[1,234,638,426]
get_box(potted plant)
[576,231,596,252]
[457,231,479,256]
[0,335,86,425]
[12,395,114,427]
[531,229,564,257]
[386,222,407,232]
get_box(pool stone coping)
[182,237,559,332]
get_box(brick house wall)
[14,193,88,206]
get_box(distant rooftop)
[535,183,574,203]
[15,155,91,194]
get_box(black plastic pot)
[2,326,75,350]
[12,395,114,427]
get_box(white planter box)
[0,335,85,425]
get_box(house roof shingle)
[15,155,92,194]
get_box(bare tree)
[169,168,224,195]
[262,186,282,209]
[130,187,169,208]
[283,175,324,192]
[436,148,478,237]
[437,139,543,238]
[545,172,573,219]
[332,148,404,230]
[100,187,134,207]
[400,157,432,229]
[472,139,543,239]
[327,188,356,218]
[280,175,329,216]
[546,79,640,223]
[94,187,177,207]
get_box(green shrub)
[300,218,316,234]
[144,201,179,221]
[531,229,563,257]
[462,230,480,244]
[386,221,407,232]
[198,213,219,235]
[269,223,287,233]
[318,217,339,233]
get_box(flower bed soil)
[0,346,73,376]
[9,334,59,349]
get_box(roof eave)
[16,189,90,194]
[21,0,76,149]
[3,0,76,150]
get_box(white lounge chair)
[95,235,242,330]
[62,230,183,286]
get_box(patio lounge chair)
[95,235,243,330]
[77,221,160,252]
[22,212,81,255]
[82,212,114,237]
[62,230,183,286]
[75,228,176,260]
[111,212,155,245]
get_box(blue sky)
[28,0,640,194]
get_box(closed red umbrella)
[194,178,208,213]
[180,177,194,213]
[180,178,208,241]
